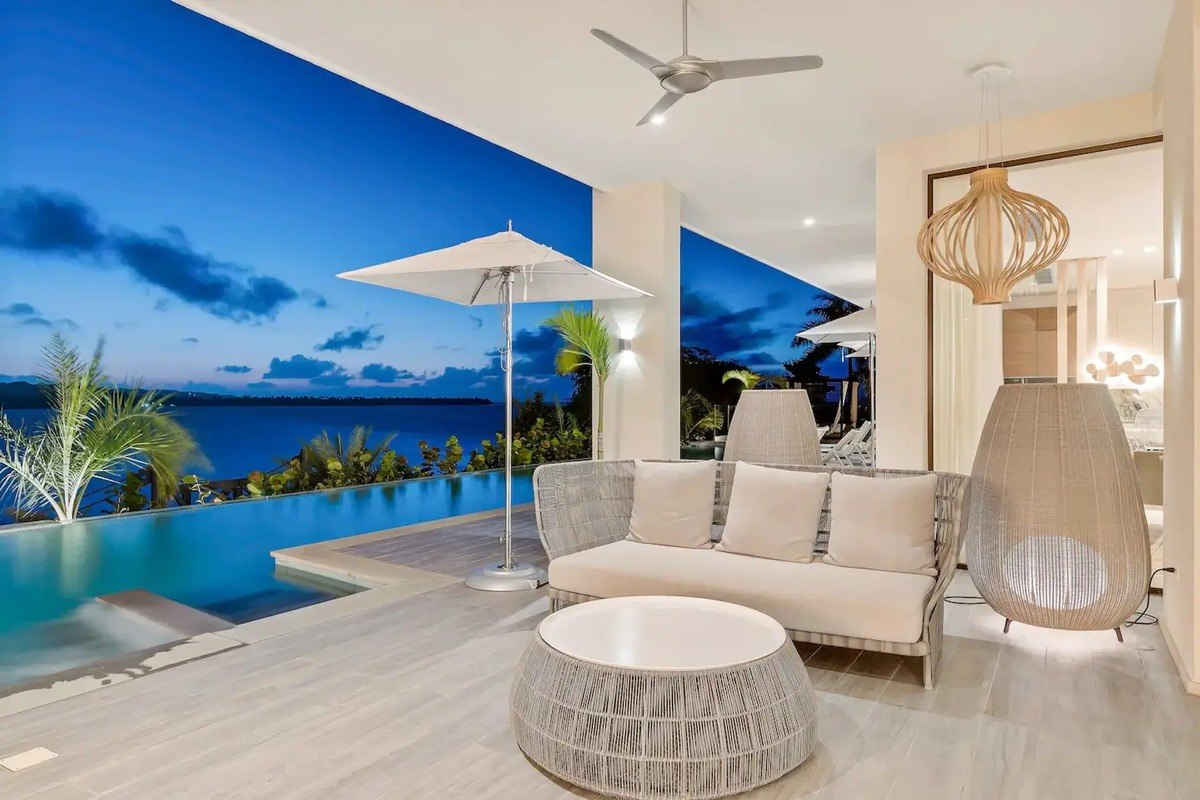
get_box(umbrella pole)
[465,268,547,592]
[503,270,514,570]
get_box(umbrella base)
[465,562,547,592]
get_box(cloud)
[263,354,348,387]
[361,363,416,383]
[1,303,39,317]
[314,324,383,352]
[0,302,74,330]
[111,227,298,322]
[680,289,787,364]
[302,290,329,309]
[403,325,567,399]
[0,187,301,323]
[216,364,252,374]
[181,337,199,344]
[0,187,105,256]
[247,381,276,390]
[469,315,484,330]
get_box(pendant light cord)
[976,70,1007,167]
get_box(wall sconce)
[1154,278,1179,304]
[618,338,632,353]
[1085,351,1161,386]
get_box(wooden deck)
[1,511,1198,799]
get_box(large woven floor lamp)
[967,384,1150,638]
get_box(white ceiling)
[175,0,1172,304]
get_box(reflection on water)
[0,601,179,687]
[0,468,535,686]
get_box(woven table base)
[511,635,818,800]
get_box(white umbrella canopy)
[337,226,650,593]
[795,306,876,344]
[338,229,650,305]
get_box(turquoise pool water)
[0,469,533,686]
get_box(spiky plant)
[0,335,203,522]
[680,389,724,445]
[546,307,612,459]
[722,369,787,390]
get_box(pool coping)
[270,503,533,590]
[0,504,535,720]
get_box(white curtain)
[933,279,1004,474]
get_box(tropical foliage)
[0,335,204,522]
[546,307,612,458]
[680,389,724,445]
[245,394,590,499]
[720,369,788,390]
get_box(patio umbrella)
[338,226,651,592]
[796,308,877,458]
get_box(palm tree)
[788,292,865,384]
[680,389,724,445]
[546,307,612,459]
[721,369,787,390]
[0,335,203,522]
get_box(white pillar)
[593,183,681,460]
[1056,260,1069,382]
[1160,0,1200,695]
[1076,259,1090,381]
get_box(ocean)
[6,404,509,482]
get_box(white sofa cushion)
[626,459,717,548]
[716,463,828,562]
[549,540,934,644]
[823,472,938,577]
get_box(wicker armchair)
[533,460,969,688]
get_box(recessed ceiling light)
[650,114,666,126]
[1111,248,1124,255]
[1144,245,1157,254]
[802,217,816,227]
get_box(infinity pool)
[0,469,533,687]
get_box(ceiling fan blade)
[591,29,668,73]
[708,55,824,81]
[636,93,683,126]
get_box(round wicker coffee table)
[510,596,818,800]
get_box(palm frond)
[546,307,613,383]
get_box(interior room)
[1,2,1199,800]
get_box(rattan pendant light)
[917,66,1070,305]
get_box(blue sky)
[0,0,839,401]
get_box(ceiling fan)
[592,1,824,126]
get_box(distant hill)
[0,381,491,410]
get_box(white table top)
[538,596,786,671]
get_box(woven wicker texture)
[511,634,818,800]
[967,384,1150,631]
[722,390,822,465]
[533,460,967,687]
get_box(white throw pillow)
[626,460,717,548]
[716,463,829,563]
[823,472,939,576]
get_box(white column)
[1076,259,1090,381]
[593,183,681,460]
[1056,260,1069,382]
[1095,256,1109,351]
[1161,0,1200,695]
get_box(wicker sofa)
[533,460,969,688]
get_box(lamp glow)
[802,217,815,227]
[650,114,666,126]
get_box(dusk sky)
[0,0,840,402]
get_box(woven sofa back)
[533,460,968,564]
